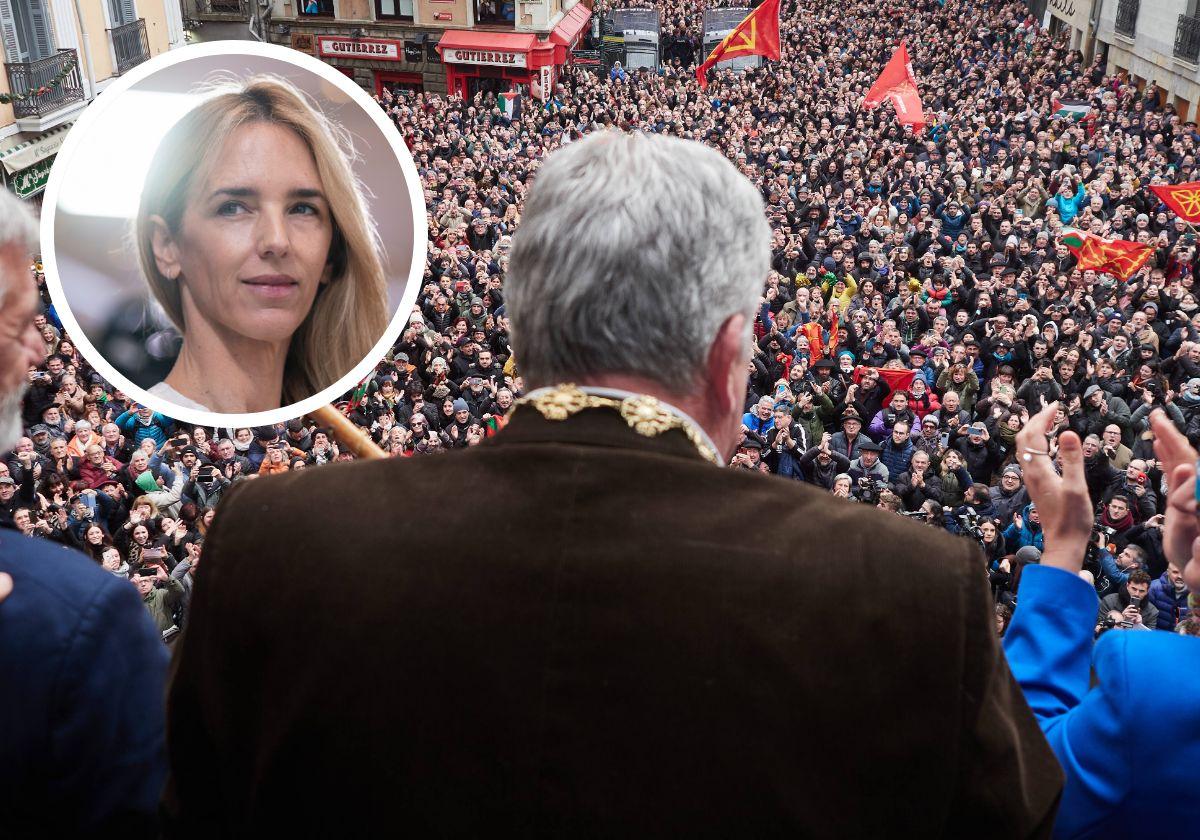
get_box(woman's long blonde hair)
[136,75,388,404]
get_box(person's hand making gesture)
[1150,410,1200,592]
[1014,402,1092,572]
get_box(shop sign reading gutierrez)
[317,37,403,61]
[442,48,528,68]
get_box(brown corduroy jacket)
[164,403,1062,837]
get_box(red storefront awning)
[437,29,540,59]
[550,3,592,60]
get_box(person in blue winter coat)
[1147,566,1190,630]
[1053,177,1087,224]
[114,405,174,448]
[1004,406,1200,837]
[1003,502,1044,552]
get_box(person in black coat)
[893,449,944,511]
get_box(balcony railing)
[192,0,249,18]
[1115,0,1139,38]
[110,18,150,76]
[1176,14,1200,63]
[3,49,85,119]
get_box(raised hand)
[1015,402,1091,572]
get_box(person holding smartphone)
[1003,406,1200,835]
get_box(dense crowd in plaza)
[4,0,1199,637]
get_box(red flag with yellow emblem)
[1150,182,1200,224]
[696,0,781,90]
[1060,228,1154,282]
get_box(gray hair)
[0,188,39,306]
[0,188,38,254]
[506,131,770,390]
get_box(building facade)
[188,0,592,98]
[1043,0,1096,60]
[1,0,185,201]
[1094,0,1200,122]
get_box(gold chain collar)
[509,383,721,466]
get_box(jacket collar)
[484,389,721,467]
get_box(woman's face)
[133,524,149,544]
[981,522,997,541]
[203,509,215,527]
[86,525,104,544]
[192,427,208,444]
[155,122,334,348]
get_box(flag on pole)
[861,42,926,131]
[1150,182,1200,224]
[826,307,840,356]
[347,377,371,413]
[696,0,781,91]
[1051,98,1093,121]
[1060,228,1154,281]
[498,91,522,121]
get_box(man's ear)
[706,312,749,419]
[148,216,182,281]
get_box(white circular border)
[40,40,428,429]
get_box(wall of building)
[1096,0,1200,119]
[416,0,468,27]
[82,1,115,82]
[140,0,176,58]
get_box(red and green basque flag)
[1060,228,1153,281]
[347,377,371,412]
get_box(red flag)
[853,366,916,400]
[1151,182,1200,224]
[826,308,840,356]
[696,0,781,91]
[861,42,925,131]
[1060,228,1154,282]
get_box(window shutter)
[27,0,54,61]
[0,0,27,64]
[119,0,136,25]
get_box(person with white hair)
[0,188,169,836]
[167,131,1060,835]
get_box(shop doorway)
[467,68,511,99]
[376,71,424,97]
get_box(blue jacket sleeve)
[1097,550,1128,586]
[1003,565,1129,838]
[55,575,170,830]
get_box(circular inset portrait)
[42,41,426,427]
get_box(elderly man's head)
[506,132,770,459]
[0,190,43,450]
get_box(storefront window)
[376,0,414,20]
[474,0,515,26]
[300,0,335,16]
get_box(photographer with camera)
[1003,405,1200,834]
[848,439,888,502]
[1095,570,1157,634]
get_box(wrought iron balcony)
[1176,14,1200,63]
[3,49,85,120]
[192,0,249,19]
[1115,0,1139,38]
[110,18,150,75]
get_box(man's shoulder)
[0,529,128,613]
[0,530,155,670]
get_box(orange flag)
[1150,182,1200,224]
[862,42,925,130]
[827,307,840,355]
[696,0,781,90]
[1060,228,1154,282]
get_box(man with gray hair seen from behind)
[166,131,1062,837]
[0,190,169,837]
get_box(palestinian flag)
[1060,228,1154,281]
[498,91,521,121]
[1052,98,1093,121]
[1150,182,1200,224]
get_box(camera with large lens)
[856,476,882,503]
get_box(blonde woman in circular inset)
[136,75,387,413]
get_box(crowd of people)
[5,0,1199,638]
